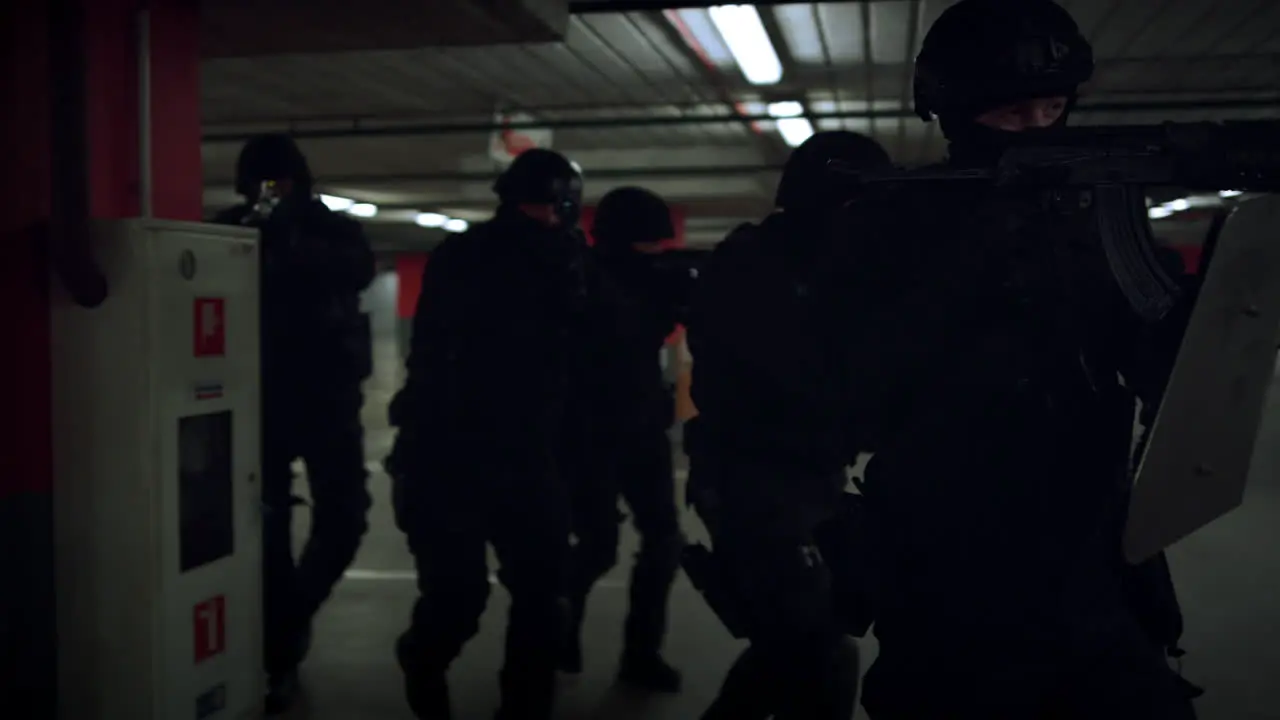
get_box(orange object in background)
[1173,243,1203,274]
[670,329,698,422]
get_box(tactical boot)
[558,634,584,674]
[264,618,313,715]
[618,650,682,693]
[264,669,300,716]
[396,633,452,719]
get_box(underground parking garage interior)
[3,0,1280,718]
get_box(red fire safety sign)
[193,595,226,663]
[193,298,226,357]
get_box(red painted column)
[1,0,202,495]
[397,253,429,318]
[85,0,203,220]
[1174,245,1203,275]
[0,2,56,703]
[1,0,54,502]
[0,0,201,707]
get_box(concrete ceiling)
[199,0,1280,248]
[201,0,569,57]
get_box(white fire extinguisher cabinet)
[50,219,264,719]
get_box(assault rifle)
[828,120,1280,322]
[650,248,712,323]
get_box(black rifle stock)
[652,248,712,323]
[829,120,1280,322]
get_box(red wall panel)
[1,0,53,497]
[397,253,428,319]
[1173,244,1203,275]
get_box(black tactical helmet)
[235,133,314,198]
[493,148,585,225]
[913,0,1094,123]
[775,130,891,211]
[592,186,675,249]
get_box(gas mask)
[243,180,283,226]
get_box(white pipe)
[138,9,153,219]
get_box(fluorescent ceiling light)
[443,218,469,233]
[767,101,803,118]
[767,102,814,147]
[415,212,448,228]
[776,118,815,147]
[708,5,783,86]
[671,9,736,68]
[1148,206,1173,220]
[348,203,378,218]
[1164,198,1190,212]
[319,194,354,212]
[1219,189,1243,198]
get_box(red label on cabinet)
[193,298,226,357]
[193,595,226,663]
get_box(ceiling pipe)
[569,0,880,11]
[202,97,1280,143]
[47,0,108,308]
[138,9,153,219]
[313,164,782,185]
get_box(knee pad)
[310,500,371,544]
[574,522,621,577]
[583,543,619,578]
[639,529,686,571]
[423,567,491,622]
[655,529,687,557]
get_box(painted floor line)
[344,568,625,589]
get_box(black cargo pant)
[860,529,1196,720]
[261,380,370,678]
[862,615,1199,720]
[395,448,571,720]
[563,424,684,659]
[691,464,859,720]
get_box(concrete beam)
[200,85,1280,142]
[453,145,771,173]
[202,0,568,58]
[204,189,771,215]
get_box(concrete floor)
[281,348,1280,720]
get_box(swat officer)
[826,1,1201,717]
[387,148,587,720]
[558,187,688,692]
[683,130,892,720]
[212,134,375,714]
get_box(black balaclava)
[592,186,674,267]
[913,0,1094,165]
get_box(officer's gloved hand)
[265,190,306,226]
